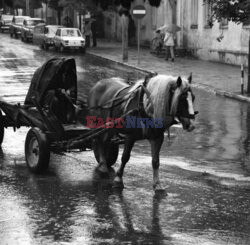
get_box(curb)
[87,51,250,104]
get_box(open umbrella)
[157,23,181,33]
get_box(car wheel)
[59,44,64,52]
[0,110,5,146]
[1,28,3,33]
[44,43,48,50]
[14,32,18,38]
[21,36,24,42]
[81,47,86,54]
[10,32,13,38]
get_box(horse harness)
[89,73,156,120]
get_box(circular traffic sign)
[132,5,146,19]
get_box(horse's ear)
[176,76,182,87]
[188,72,192,84]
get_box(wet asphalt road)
[1,33,250,245]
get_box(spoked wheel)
[150,37,162,54]
[25,127,50,174]
[93,140,119,167]
[0,110,4,146]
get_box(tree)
[1,0,42,15]
[204,0,250,24]
[46,0,63,24]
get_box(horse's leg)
[95,138,109,175]
[150,133,164,192]
[113,136,135,189]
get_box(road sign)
[132,5,146,19]
[132,5,146,65]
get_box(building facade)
[178,0,249,66]
[102,0,250,66]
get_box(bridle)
[172,86,198,120]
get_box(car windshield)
[27,20,45,26]
[2,15,13,20]
[48,26,59,34]
[61,29,81,37]
[16,18,25,24]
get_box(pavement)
[87,39,250,103]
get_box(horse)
[88,74,197,192]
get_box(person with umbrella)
[158,24,181,62]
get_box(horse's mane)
[143,74,190,129]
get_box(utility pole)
[248,37,250,93]
[26,0,30,16]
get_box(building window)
[191,0,198,29]
[204,1,213,28]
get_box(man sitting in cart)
[25,58,78,123]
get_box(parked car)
[33,24,62,49]
[54,27,85,53]
[0,14,13,33]
[9,15,30,38]
[21,18,45,42]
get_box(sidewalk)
[87,40,250,103]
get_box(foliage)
[204,0,250,24]
[92,0,162,10]
[47,0,62,10]
[1,0,42,9]
[0,0,14,8]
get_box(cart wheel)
[25,127,50,173]
[93,141,119,167]
[0,110,4,145]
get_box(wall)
[102,0,174,46]
[101,0,250,66]
[181,0,250,66]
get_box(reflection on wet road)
[1,34,250,244]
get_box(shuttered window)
[191,0,198,29]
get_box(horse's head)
[171,75,197,132]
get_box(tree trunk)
[57,9,61,25]
[121,14,129,62]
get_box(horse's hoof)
[113,181,124,189]
[94,167,109,179]
[153,184,167,195]
[154,188,168,196]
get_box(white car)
[54,27,85,53]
